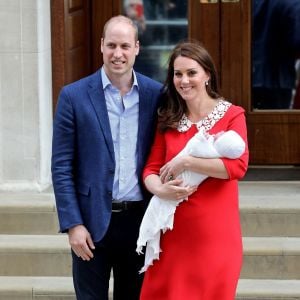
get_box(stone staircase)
[0,192,74,300]
[236,181,300,300]
[0,181,299,299]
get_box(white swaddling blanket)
[136,128,246,273]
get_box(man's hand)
[68,225,95,261]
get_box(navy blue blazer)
[51,69,162,242]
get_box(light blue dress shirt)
[101,68,143,202]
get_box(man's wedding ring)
[168,175,174,181]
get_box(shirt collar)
[101,67,139,90]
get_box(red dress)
[140,101,249,300]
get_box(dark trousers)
[72,205,145,300]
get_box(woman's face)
[173,56,209,102]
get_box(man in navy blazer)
[51,15,162,299]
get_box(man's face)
[101,21,139,79]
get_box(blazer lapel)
[137,77,151,140]
[87,71,115,160]
[136,75,155,171]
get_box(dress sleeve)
[142,128,166,181]
[220,106,249,180]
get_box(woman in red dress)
[140,41,249,300]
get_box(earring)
[205,81,209,86]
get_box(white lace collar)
[177,99,231,132]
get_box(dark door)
[51,0,121,111]
[51,0,92,111]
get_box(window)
[123,0,188,82]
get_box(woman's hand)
[160,156,187,183]
[155,178,197,201]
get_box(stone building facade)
[0,0,52,191]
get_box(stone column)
[0,0,52,191]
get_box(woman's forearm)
[144,174,163,195]
[183,156,229,179]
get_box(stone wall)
[0,0,52,191]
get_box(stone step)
[0,276,75,300]
[240,194,300,237]
[0,235,71,276]
[0,276,111,300]
[239,181,300,237]
[236,279,300,299]
[241,237,300,279]
[0,277,299,300]
[239,181,300,196]
[0,192,58,235]
[0,235,299,279]
[1,182,300,237]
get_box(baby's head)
[214,130,245,159]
